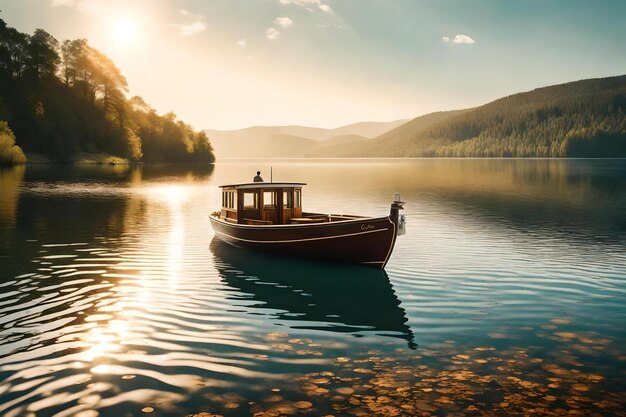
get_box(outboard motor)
[390,192,405,235]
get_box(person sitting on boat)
[253,171,264,182]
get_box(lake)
[1,159,625,417]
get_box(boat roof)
[219,182,307,190]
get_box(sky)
[1,0,626,130]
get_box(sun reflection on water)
[81,320,126,362]
[78,183,199,371]
[166,198,185,281]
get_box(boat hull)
[209,215,398,269]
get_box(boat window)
[263,191,277,209]
[222,191,236,209]
[243,192,258,209]
[283,190,293,208]
[295,189,301,208]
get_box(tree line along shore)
[0,17,215,167]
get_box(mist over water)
[1,159,625,417]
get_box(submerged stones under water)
[177,329,626,417]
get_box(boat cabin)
[219,182,306,225]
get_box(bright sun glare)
[110,16,140,49]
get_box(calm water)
[1,159,625,417]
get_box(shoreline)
[18,152,216,166]
[3,154,624,168]
[24,152,134,165]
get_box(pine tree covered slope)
[366,75,626,157]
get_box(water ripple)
[1,160,625,416]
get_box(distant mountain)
[306,110,466,157]
[324,121,411,138]
[319,134,368,147]
[205,119,408,158]
[340,75,626,157]
[217,134,319,158]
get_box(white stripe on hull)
[213,227,388,244]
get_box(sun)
[109,16,141,49]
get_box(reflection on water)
[0,165,25,227]
[0,159,625,416]
[211,238,416,348]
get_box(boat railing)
[297,213,367,223]
[215,212,367,226]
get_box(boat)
[209,181,406,269]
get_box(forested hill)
[0,17,214,165]
[356,76,626,157]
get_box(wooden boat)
[209,181,406,269]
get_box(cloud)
[452,34,475,44]
[443,34,476,44]
[238,39,247,47]
[170,9,207,36]
[318,4,332,13]
[280,0,333,13]
[266,27,280,40]
[280,0,318,4]
[171,21,207,36]
[266,16,294,41]
[274,16,293,28]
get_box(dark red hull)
[209,215,398,269]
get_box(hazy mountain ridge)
[237,134,318,158]
[306,110,468,157]
[205,119,408,158]
[319,134,368,146]
[324,121,411,138]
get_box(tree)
[25,29,59,79]
[60,39,85,85]
[0,120,26,165]
[0,24,28,78]
[87,46,128,124]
